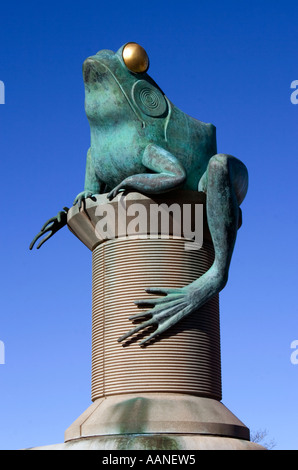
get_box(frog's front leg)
[118,153,248,346]
[107,144,186,200]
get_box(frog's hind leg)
[199,153,248,285]
[116,153,248,345]
[107,143,186,200]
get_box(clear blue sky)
[1,0,297,450]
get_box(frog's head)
[83,43,169,125]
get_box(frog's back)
[165,103,217,190]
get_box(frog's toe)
[73,190,94,209]
[107,187,119,200]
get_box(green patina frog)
[30,43,248,346]
[74,42,217,204]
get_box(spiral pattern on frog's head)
[139,87,160,110]
[132,80,167,117]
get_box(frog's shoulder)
[186,114,216,146]
[171,102,216,134]
[204,121,217,144]
[188,114,216,135]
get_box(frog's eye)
[122,43,149,73]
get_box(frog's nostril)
[83,58,106,83]
[83,63,90,83]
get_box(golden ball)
[122,42,149,73]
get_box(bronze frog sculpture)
[30,42,248,345]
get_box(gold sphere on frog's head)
[122,42,149,73]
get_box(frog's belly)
[91,139,146,189]
[91,122,146,188]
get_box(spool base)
[64,393,250,442]
[28,394,265,449]
[27,394,267,450]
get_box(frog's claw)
[107,185,125,201]
[73,190,96,209]
[29,207,69,250]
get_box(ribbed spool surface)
[91,237,221,401]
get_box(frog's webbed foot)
[118,269,225,346]
[29,207,69,250]
[118,286,190,346]
[73,190,97,209]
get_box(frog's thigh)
[199,154,248,205]
[143,144,186,180]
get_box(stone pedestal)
[30,191,265,450]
